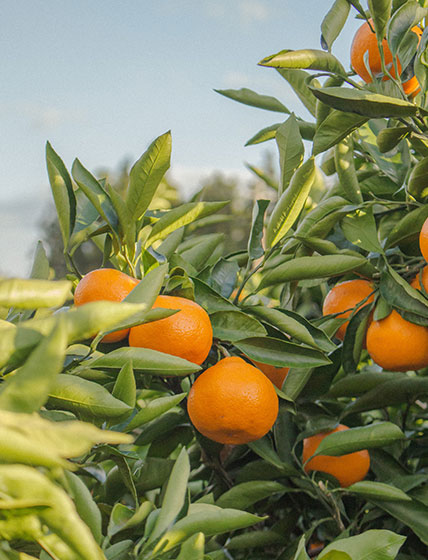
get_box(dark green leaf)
[321,0,350,52]
[368,0,392,42]
[259,255,367,289]
[313,110,368,155]
[235,337,331,368]
[248,200,270,260]
[276,114,305,195]
[313,422,404,456]
[407,156,428,200]
[386,1,427,56]
[309,86,419,118]
[210,310,266,342]
[215,88,290,113]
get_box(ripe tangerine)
[129,295,212,365]
[250,359,289,389]
[74,268,139,343]
[187,356,279,444]
[303,424,370,488]
[366,309,428,371]
[419,218,428,262]
[322,279,374,340]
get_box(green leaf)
[276,114,305,195]
[385,204,428,249]
[376,126,409,153]
[321,0,350,52]
[71,158,118,230]
[0,278,71,309]
[329,371,405,397]
[368,498,428,546]
[407,156,428,200]
[341,207,383,252]
[259,49,346,76]
[248,306,335,352]
[86,347,201,376]
[258,255,367,289]
[234,336,331,368]
[210,310,266,342]
[276,69,319,117]
[248,200,270,261]
[216,481,285,510]
[0,318,66,414]
[149,447,190,542]
[347,481,411,502]
[0,465,105,560]
[64,471,103,543]
[313,422,404,457]
[126,131,172,221]
[107,501,153,537]
[192,278,237,313]
[344,376,428,414]
[47,374,132,420]
[125,393,186,431]
[177,533,205,560]
[368,0,392,43]
[112,361,136,409]
[45,142,76,249]
[292,535,310,560]
[30,241,50,280]
[154,507,265,553]
[125,264,166,305]
[179,233,224,271]
[334,137,363,204]
[313,110,368,155]
[266,157,316,248]
[342,305,373,375]
[106,183,136,252]
[246,123,281,146]
[0,409,132,470]
[379,267,428,324]
[146,201,228,246]
[309,86,419,118]
[215,88,290,113]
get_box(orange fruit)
[366,309,428,371]
[410,265,428,291]
[128,295,212,365]
[74,268,139,343]
[420,217,428,261]
[187,356,279,444]
[322,279,375,340]
[350,20,422,96]
[250,360,289,389]
[303,424,370,488]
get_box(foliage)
[2,1,428,559]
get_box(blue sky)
[0,0,361,276]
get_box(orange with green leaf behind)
[249,359,289,389]
[129,294,212,365]
[419,217,428,261]
[322,279,375,340]
[350,20,422,96]
[366,309,428,371]
[74,268,139,342]
[303,424,370,488]
[187,356,279,444]
[410,265,428,291]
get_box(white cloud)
[2,102,85,131]
[239,0,269,24]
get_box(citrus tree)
[1,1,428,559]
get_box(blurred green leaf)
[0,278,71,309]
